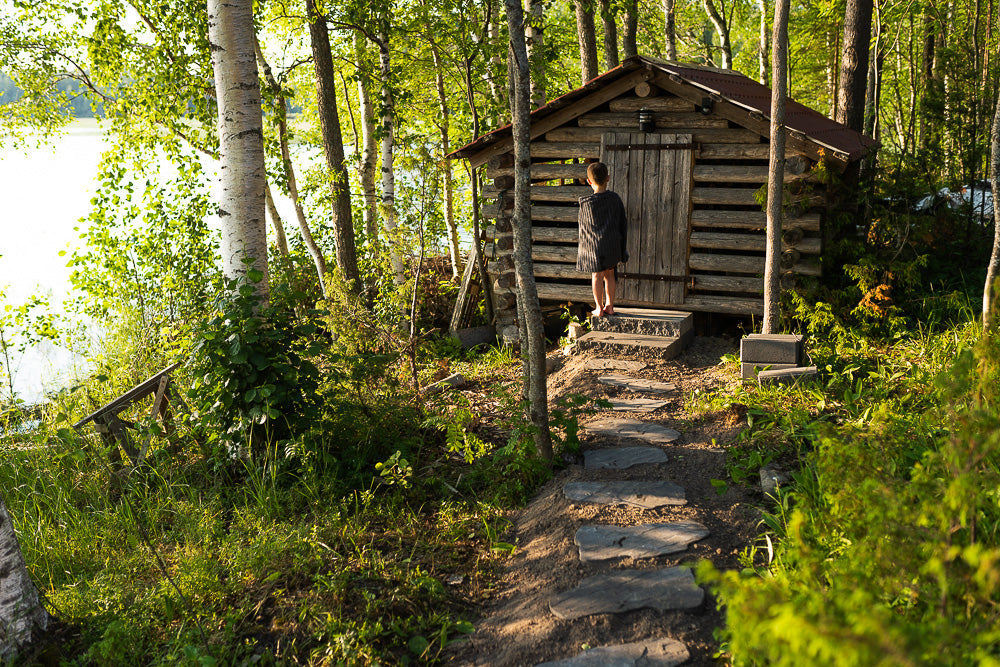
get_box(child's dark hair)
[587,161,609,186]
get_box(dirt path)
[448,336,760,666]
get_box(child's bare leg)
[591,272,606,317]
[603,269,617,315]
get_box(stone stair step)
[598,374,677,394]
[592,308,693,339]
[563,480,687,508]
[575,521,710,562]
[583,447,668,470]
[609,398,669,413]
[583,358,647,372]
[535,637,689,667]
[577,331,684,360]
[583,417,681,446]
[549,567,704,620]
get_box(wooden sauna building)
[449,56,876,333]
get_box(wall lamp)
[638,107,656,133]
[699,97,714,115]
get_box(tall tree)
[575,0,599,83]
[429,37,462,277]
[526,0,546,107]
[208,0,268,299]
[835,0,874,132]
[758,0,769,84]
[984,88,1000,329]
[763,0,790,334]
[0,496,48,661]
[306,0,360,292]
[354,33,380,244]
[622,0,639,59]
[703,0,733,69]
[504,0,553,461]
[376,23,407,285]
[599,0,619,70]
[664,0,678,60]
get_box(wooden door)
[600,132,694,306]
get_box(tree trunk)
[430,40,461,278]
[0,496,49,661]
[208,0,268,300]
[758,0,769,84]
[355,33,379,244]
[575,0,599,83]
[505,0,553,461]
[487,0,504,114]
[664,0,678,60]
[835,0,874,132]
[918,10,936,153]
[763,0,789,334]
[983,88,1000,329]
[527,0,546,108]
[622,0,639,59]
[263,181,289,256]
[378,29,407,285]
[306,0,359,293]
[599,0,619,70]
[863,4,883,140]
[703,0,733,69]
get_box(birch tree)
[622,0,639,59]
[208,0,268,300]
[703,0,733,69]
[354,33,380,243]
[504,0,553,461]
[377,24,407,285]
[664,0,678,60]
[0,496,49,661]
[526,0,546,108]
[984,89,1000,329]
[763,0,790,334]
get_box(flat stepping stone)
[592,308,694,339]
[598,374,677,394]
[583,417,681,445]
[584,447,667,470]
[609,398,669,413]
[536,637,689,666]
[563,480,687,508]
[549,567,704,620]
[584,358,646,372]
[575,521,710,562]
[577,331,684,361]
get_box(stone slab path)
[549,567,704,620]
[575,521,710,562]
[535,637,690,667]
[583,446,668,470]
[598,374,677,394]
[584,358,647,372]
[609,398,669,413]
[583,417,681,445]
[562,480,687,508]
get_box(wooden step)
[576,331,685,360]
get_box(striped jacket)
[576,190,628,272]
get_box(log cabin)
[449,56,876,338]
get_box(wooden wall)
[479,86,827,333]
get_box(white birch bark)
[0,496,48,660]
[983,89,1000,329]
[763,0,789,334]
[703,0,733,69]
[208,0,268,300]
[378,31,407,284]
[758,0,769,84]
[664,0,678,60]
[355,33,379,243]
[430,42,461,278]
[527,0,546,108]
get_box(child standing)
[576,161,628,317]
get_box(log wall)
[480,88,828,321]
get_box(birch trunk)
[622,0,638,59]
[378,31,407,285]
[527,0,546,108]
[758,0,769,84]
[703,0,733,69]
[0,496,48,660]
[575,0,599,83]
[835,0,874,132]
[355,33,379,244]
[599,0,619,70]
[208,0,268,301]
[664,0,678,60]
[306,0,359,292]
[264,181,289,256]
[983,89,1000,329]
[764,0,790,334]
[505,0,553,461]
[430,41,461,278]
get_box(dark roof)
[450,55,876,163]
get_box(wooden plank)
[530,141,601,158]
[450,245,481,332]
[531,205,580,222]
[532,245,577,263]
[533,262,590,279]
[546,126,762,144]
[693,165,816,183]
[690,209,821,231]
[532,283,763,315]
[577,112,730,129]
[691,274,764,293]
[482,184,592,201]
[609,96,694,112]
[697,143,770,160]
[691,187,760,206]
[671,136,694,304]
[640,131,662,303]
[468,69,652,169]
[73,362,181,428]
[683,294,764,315]
[689,252,822,276]
[532,227,578,242]
[486,162,588,180]
[689,231,821,254]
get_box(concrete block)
[740,334,804,365]
[449,325,496,349]
[757,365,818,386]
[741,362,798,379]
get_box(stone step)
[563,480,687,508]
[584,447,668,470]
[598,374,677,394]
[608,398,669,413]
[583,358,647,372]
[549,567,704,620]
[583,417,681,446]
[535,637,689,667]
[577,331,685,360]
[575,521,710,562]
[592,308,693,339]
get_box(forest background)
[2,0,1000,663]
